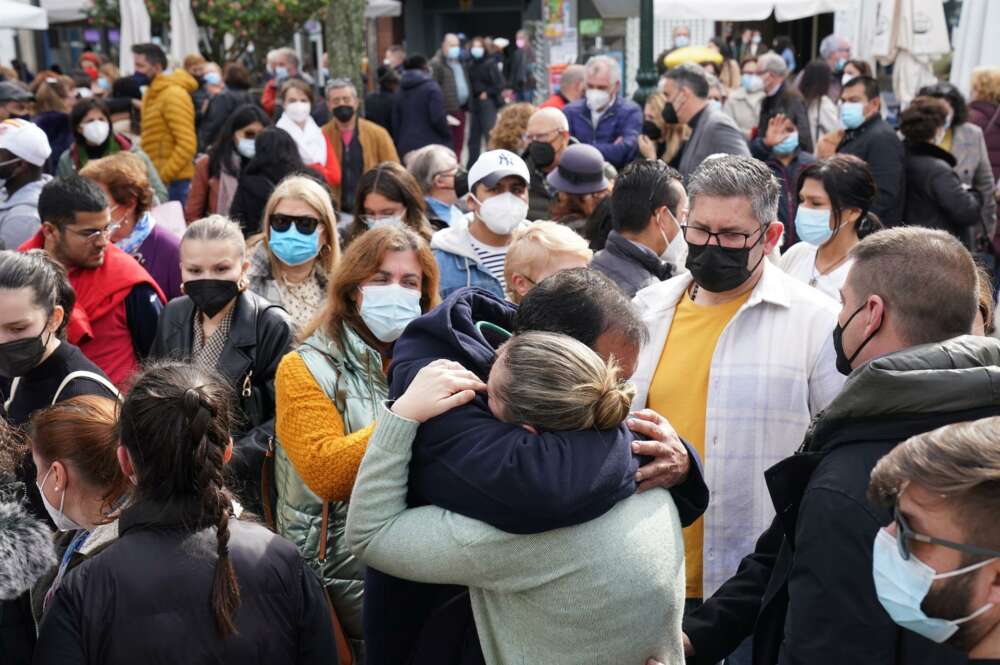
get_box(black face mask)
[528,140,556,170]
[332,105,355,123]
[184,279,240,317]
[832,301,880,376]
[661,102,679,125]
[0,328,50,378]
[641,120,663,141]
[132,72,151,87]
[685,227,766,293]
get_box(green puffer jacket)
[274,324,387,664]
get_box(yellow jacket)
[140,70,198,184]
[274,352,374,502]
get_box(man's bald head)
[527,107,569,134]
[525,107,571,171]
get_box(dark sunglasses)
[892,505,1000,562]
[270,213,321,235]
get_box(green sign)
[579,19,603,36]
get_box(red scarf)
[19,231,166,345]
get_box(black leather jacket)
[150,290,293,510]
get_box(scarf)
[74,133,124,170]
[276,112,328,166]
[114,211,155,256]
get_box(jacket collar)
[805,335,1000,451]
[844,113,884,140]
[605,231,672,279]
[905,139,958,167]
[119,496,209,535]
[165,291,260,383]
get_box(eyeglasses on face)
[680,223,766,250]
[270,213,321,235]
[892,505,1000,562]
[67,222,120,242]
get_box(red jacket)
[539,93,568,110]
[308,133,342,189]
[261,79,278,116]
[19,233,166,387]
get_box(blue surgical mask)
[470,46,485,59]
[835,57,847,72]
[269,225,319,266]
[708,99,723,113]
[794,205,833,245]
[447,46,461,59]
[741,74,763,93]
[360,284,422,343]
[97,77,110,90]
[275,66,289,79]
[873,529,996,644]
[674,35,690,48]
[204,71,222,86]
[236,137,256,159]
[840,101,865,129]
[773,130,799,155]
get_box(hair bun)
[592,378,636,430]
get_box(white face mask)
[37,464,83,532]
[236,137,256,159]
[81,119,110,146]
[659,209,688,269]
[363,213,405,230]
[586,88,611,112]
[285,101,311,124]
[473,192,528,235]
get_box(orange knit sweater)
[274,352,375,502]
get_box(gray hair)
[687,155,779,227]
[325,77,358,99]
[559,64,586,90]
[819,34,847,60]
[182,215,246,259]
[664,63,708,99]
[706,73,725,96]
[405,144,459,194]
[274,47,299,68]
[585,55,621,88]
[757,52,787,77]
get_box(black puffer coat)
[903,140,982,237]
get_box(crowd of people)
[0,25,999,665]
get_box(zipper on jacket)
[242,370,253,397]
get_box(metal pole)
[632,0,657,106]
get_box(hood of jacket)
[0,174,52,212]
[400,69,433,91]
[0,496,58,600]
[390,288,515,387]
[149,68,199,96]
[430,220,480,261]
[807,335,1000,451]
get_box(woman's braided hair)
[117,361,241,638]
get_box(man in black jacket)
[835,76,905,226]
[674,227,996,665]
[755,52,813,154]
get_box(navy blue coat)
[392,70,451,158]
[363,288,709,665]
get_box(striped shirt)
[469,236,508,286]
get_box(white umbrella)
[119,0,151,74]
[170,0,201,65]
[365,0,401,18]
[871,0,949,107]
[650,0,849,22]
[949,0,1000,99]
[0,0,48,29]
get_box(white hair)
[757,52,787,77]
[585,55,621,88]
[405,144,459,194]
[819,34,847,60]
[326,77,358,99]
[274,47,299,68]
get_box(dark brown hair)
[347,162,433,243]
[30,395,124,516]
[899,96,950,143]
[796,154,883,240]
[117,361,240,638]
[280,78,314,105]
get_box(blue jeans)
[167,178,191,206]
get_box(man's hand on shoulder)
[627,409,690,492]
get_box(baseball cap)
[467,149,530,191]
[0,81,32,103]
[0,119,53,167]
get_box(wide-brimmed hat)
[546,143,609,195]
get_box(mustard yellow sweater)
[274,352,374,502]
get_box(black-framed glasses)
[680,223,767,250]
[270,213,320,235]
[893,505,1000,562]
[67,222,120,243]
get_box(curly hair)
[971,67,1000,105]
[488,102,536,154]
[899,96,949,143]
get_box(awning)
[0,0,49,29]
[609,0,853,22]
[39,0,85,23]
[365,0,401,18]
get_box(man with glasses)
[669,226,985,665]
[523,107,575,220]
[19,176,164,387]
[869,418,1000,662]
[629,156,843,664]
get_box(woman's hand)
[390,359,487,423]
[638,134,659,160]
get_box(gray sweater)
[346,406,686,665]
[0,175,50,250]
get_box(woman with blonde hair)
[487,101,536,154]
[247,175,341,331]
[273,225,440,662]
[638,91,688,164]
[346,331,686,665]
[503,220,592,303]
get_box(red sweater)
[20,233,166,387]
